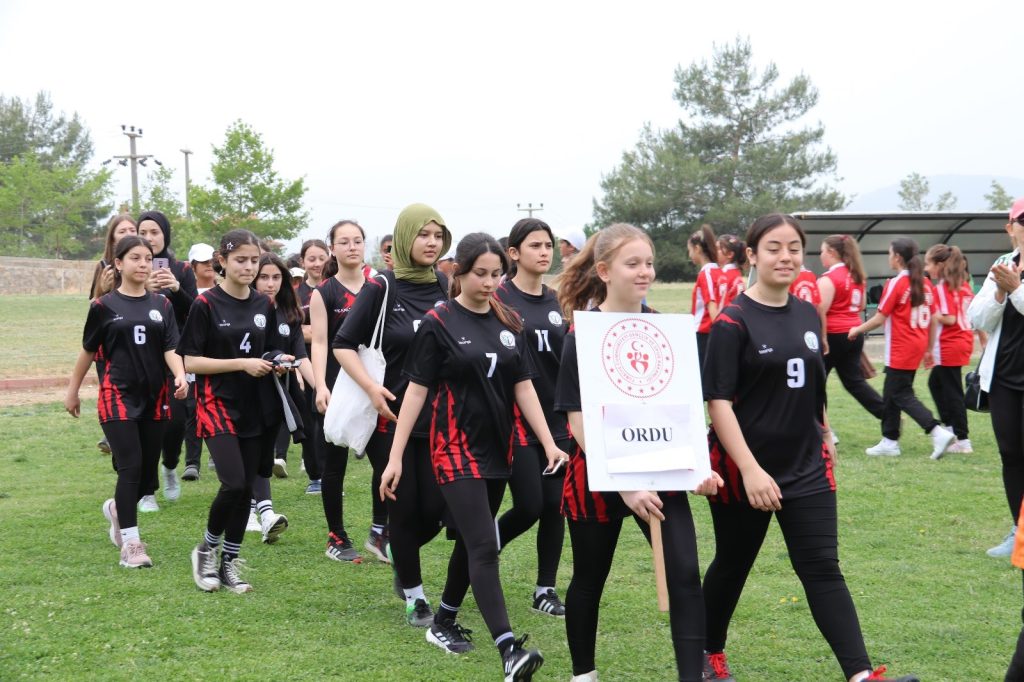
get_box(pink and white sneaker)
[119,539,153,568]
[946,439,973,454]
[102,498,121,548]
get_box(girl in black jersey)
[380,232,561,680]
[247,253,315,544]
[137,210,198,510]
[701,214,918,682]
[65,235,187,569]
[311,220,370,562]
[178,230,294,594]
[493,218,571,617]
[296,239,330,489]
[334,204,452,627]
[553,223,721,682]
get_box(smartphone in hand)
[153,257,169,270]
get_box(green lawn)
[0,293,1020,681]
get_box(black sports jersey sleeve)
[703,294,834,503]
[554,331,582,413]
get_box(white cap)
[440,248,456,262]
[556,228,586,252]
[188,243,215,262]
[289,267,306,278]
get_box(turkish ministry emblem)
[601,318,674,398]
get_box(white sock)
[404,584,426,605]
[882,437,899,447]
[535,585,555,599]
[256,500,273,517]
[371,524,384,535]
[120,526,140,543]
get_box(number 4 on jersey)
[240,332,252,354]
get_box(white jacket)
[967,249,1024,392]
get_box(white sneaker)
[988,527,1018,558]
[138,495,160,513]
[272,458,288,478]
[571,672,599,682]
[261,512,289,544]
[246,511,261,532]
[831,431,839,446]
[929,425,956,460]
[866,439,900,456]
[163,466,180,501]
[102,498,121,548]
[947,439,973,454]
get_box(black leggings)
[496,441,567,586]
[928,365,968,440]
[881,367,939,440]
[703,492,871,679]
[101,419,166,531]
[205,431,276,547]
[824,332,884,419]
[302,384,325,480]
[566,494,704,681]
[988,381,1024,523]
[321,437,350,538]
[366,430,444,588]
[439,478,511,641]
[144,389,187,495]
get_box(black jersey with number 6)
[83,291,179,423]
[702,293,835,504]
[494,280,569,445]
[176,286,281,439]
[403,300,536,484]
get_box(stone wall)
[0,256,96,295]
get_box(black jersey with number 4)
[702,293,835,504]
[403,300,536,484]
[83,291,179,423]
[494,280,570,445]
[176,286,282,439]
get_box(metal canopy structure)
[792,211,1011,288]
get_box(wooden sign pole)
[650,516,669,612]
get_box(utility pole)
[516,202,544,218]
[180,148,193,220]
[113,125,152,212]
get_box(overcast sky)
[2,0,1021,252]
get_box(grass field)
[0,292,1021,681]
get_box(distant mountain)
[846,174,1024,213]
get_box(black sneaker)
[531,588,565,617]
[325,532,362,563]
[703,651,736,681]
[502,634,544,681]
[426,620,474,654]
[406,597,434,627]
[218,557,252,594]
[181,465,200,481]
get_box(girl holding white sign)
[555,222,721,682]
[702,213,918,682]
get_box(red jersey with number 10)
[932,280,974,367]
[877,271,936,370]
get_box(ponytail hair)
[111,235,153,289]
[322,219,365,280]
[688,223,718,264]
[822,234,867,284]
[891,238,925,306]
[255,253,303,325]
[925,244,966,290]
[556,223,654,323]
[716,233,747,268]
[449,232,522,333]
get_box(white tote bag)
[323,276,388,452]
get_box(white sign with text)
[575,311,710,491]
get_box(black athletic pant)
[302,385,325,480]
[184,380,203,469]
[1007,572,1024,682]
[566,494,704,681]
[205,431,276,547]
[321,437,351,538]
[142,388,186,495]
[928,365,968,439]
[100,419,166,532]
[989,381,1024,523]
[366,430,444,588]
[696,332,709,374]
[275,423,290,460]
[881,367,940,440]
[496,441,567,587]
[824,332,884,419]
[438,478,511,642]
[703,492,871,680]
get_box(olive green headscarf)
[391,203,452,284]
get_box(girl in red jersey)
[555,223,722,682]
[65,235,187,568]
[179,229,295,594]
[716,234,747,309]
[494,218,572,617]
[295,239,330,491]
[817,236,885,430]
[380,232,560,679]
[702,214,918,682]
[924,244,974,454]
[311,220,371,562]
[689,224,722,369]
[790,265,821,305]
[849,238,955,459]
